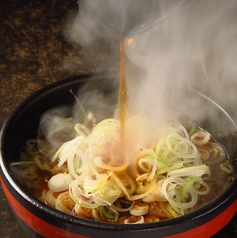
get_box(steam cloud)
[67,0,237,128]
[46,0,237,155]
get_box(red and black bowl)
[0,73,237,238]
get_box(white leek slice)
[178,125,189,139]
[156,162,184,176]
[94,156,128,171]
[74,123,91,137]
[111,201,134,212]
[69,180,98,208]
[167,164,210,178]
[110,173,135,199]
[129,203,149,216]
[124,216,144,224]
[130,180,156,201]
[48,173,73,192]
[67,149,88,181]
[162,177,198,210]
[167,133,198,159]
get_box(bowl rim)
[0,72,237,233]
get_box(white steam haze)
[43,0,237,157]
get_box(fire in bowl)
[0,73,237,238]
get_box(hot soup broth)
[11,116,234,224]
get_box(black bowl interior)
[1,72,237,237]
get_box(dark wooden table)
[0,1,236,237]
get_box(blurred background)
[0,0,236,237]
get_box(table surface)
[0,1,236,237]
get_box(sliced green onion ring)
[129,203,149,216]
[100,206,119,222]
[220,162,233,174]
[124,216,144,224]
